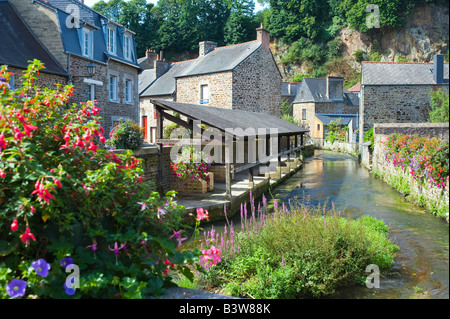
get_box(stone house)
[292,76,359,145]
[139,24,282,143]
[0,0,68,89]
[359,55,449,144]
[7,0,141,135]
[312,114,358,145]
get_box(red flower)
[20,227,36,247]
[0,133,8,150]
[10,219,19,232]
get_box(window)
[200,84,209,104]
[125,79,132,103]
[302,109,306,120]
[124,35,131,60]
[107,27,115,54]
[317,124,321,131]
[82,29,92,58]
[109,75,117,101]
[87,84,95,101]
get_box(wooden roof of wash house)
[151,99,309,138]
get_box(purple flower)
[6,279,27,298]
[32,259,51,277]
[60,257,74,268]
[64,281,76,296]
[169,230,187,247]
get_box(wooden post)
[248,167,254,188]
[225,133,233,201]
[155,105,164,186]
[277,135,282,178]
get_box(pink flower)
[108,242,126,265]
[13,127,24,141]
[23,122,38,137]
[200,245,221,269]
[196,208,209,221]
[87,141,98,153]
[0,133,8,150]
[85,240,98,259]
[169,230,188,247]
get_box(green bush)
[199,200,398,299]
[0,61,200,299]
[106,119,144,151]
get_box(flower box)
[170,172,214,194]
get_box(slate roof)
[138,69,157,95]
[361,61,450,85]
[0,0,67,76]
[293,78,358,105]
[175,41,262,78]
[35,0,140,69]
[315,114,358,131]
[140,60,196,97]
[140,41,264,97]
[152,99,309,137]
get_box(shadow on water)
[272,149,449,299]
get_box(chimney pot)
[433,54,444,84]
[256,23,270,50]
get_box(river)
[271,150,449,299]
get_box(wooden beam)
[159,110,192,131]
[156,139,223,146]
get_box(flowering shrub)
[106,119,144,151]
[0,61,200,299]
[170,146,211,182]
[383,133,449,189]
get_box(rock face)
[339,3,449,63]
[276,3,449,81]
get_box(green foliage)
[353,50,366,63]
[0,62,200,299]
[290,73,310,83]
[363,128,375,150]
[429,89,449,123]
[200,202,398,298]
[106,119,144,151]
[326,119,347,144]
[396,56,409,62]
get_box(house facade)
[8,0,141,135]
[359,55,449,144]
[139,25,282,143]
[0,0,67,89]
[292,76,359,145]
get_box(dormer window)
[107,27,116,54]
[82,29,93,58]
[124,34,131,60]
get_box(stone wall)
[7,66,67,90]
[176,71,233,109]
[359,84,449,143]
[69,56,140,135]
[371,123,449,218]
[233,48,282,117]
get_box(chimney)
[199,41,217,57]
[256,23,270,50]
[154,51,169,78]
[140,49,158,70]
[326,76,344,100]
[433,54,444,84]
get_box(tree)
[429,89,449,123]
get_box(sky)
[82,0,268,12]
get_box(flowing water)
[271,150,449,299]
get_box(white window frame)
[87,84,95,101]
[109,75,118,101]
[200,84,209,104]
[124,34,131,60]
[107,27,116,54]
[125,79,132,104]
[82,29,93,58]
